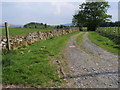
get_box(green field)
[97,27,119,35]
[2,28,54,36]
[2,32,79,87]
[88,32,119,55]
[80,27,119,34]
[96,27,120,45]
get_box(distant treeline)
[80,21,120,27]
[55,25,70,29]
[100,21,120,27]
[24,22,120,30]
[23,22,72,29]
[24,22,50,29]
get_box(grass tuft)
[76,32,85,46]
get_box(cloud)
[1,0,85,2]
[2,1,118,25]
[2,2,78,25]
[51,2,61,16]
[0,2,2,24]
[1,0,120,2]
[107,2,118,21]
[51,2,78,16]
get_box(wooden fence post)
[5,22,11,51]
[118,23,120,35]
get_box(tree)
[56,25,59,29]
[72,2,112,31]
[45,23,47,28]
[59,25,64,29]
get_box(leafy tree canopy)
[72,1,112,31]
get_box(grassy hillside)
[2,32,79,88]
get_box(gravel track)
[65,32,119,88]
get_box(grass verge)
[2,32,79,88]
[76,32,85,46]
[88,32,119,55]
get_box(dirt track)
[64,32,119,88]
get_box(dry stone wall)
[0,28,79,50]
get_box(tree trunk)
[87,26,96,31]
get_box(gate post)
[5,22,11,51]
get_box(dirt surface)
[64,32,119,88]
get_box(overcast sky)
[1,1,119,25]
